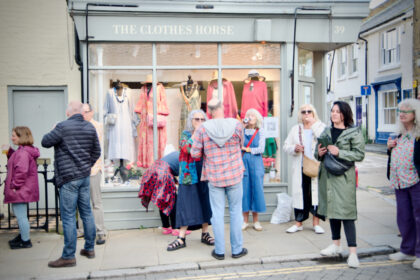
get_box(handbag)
[299,126,320,178]
[323,151,354,176]
[105,113,117,125]
[147,114,167,128]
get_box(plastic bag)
[270,193,292,224]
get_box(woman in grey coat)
[316,101,365,268]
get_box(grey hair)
[397,98,420,138]
[185,109,207,133]
[207,99,222,113]
[66,101,83,116]
[245,108,263,129]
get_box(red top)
[241,80,268,119]
[206,80,238,119]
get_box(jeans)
[330,219,357,247]
[208,181,243,255]
[60,176,96,259]
[12,203,30,241]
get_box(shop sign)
[112,24,235,36]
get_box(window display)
[89,43,282,188]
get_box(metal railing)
[0,158,59,232]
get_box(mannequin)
[206,70,238,119]
[241,70,268,119]
[179,75,201,138]
[135,74,169,168]
[103,80,136,183]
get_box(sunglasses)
[301,110,313,115]
[193,118,206,122]
[397,109,414,114]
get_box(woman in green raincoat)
[316,101,365,268]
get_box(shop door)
[10,87,66,209]
[299,82,314,105]
[355,97,362,126]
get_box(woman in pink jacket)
[4,126,40,249]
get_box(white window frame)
[378,89,398,132]
[337,47,347,78]
[349,44,358,75]
[380,27,400,67]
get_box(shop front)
[68,0,369,229]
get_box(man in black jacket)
[42,101,101,268]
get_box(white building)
[328,0,414,143]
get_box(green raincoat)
[315,126,365,220]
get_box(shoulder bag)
[299,126,320,178]
[323,152,354,176]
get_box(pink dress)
[241,80,268,119]
[206,80,238,119]
[134,84,169,168]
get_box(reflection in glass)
[222,43,281,65]
[156,44,217,66]
[298,49,313,77]
[89,43,152,66]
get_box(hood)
[202,118,239,147]
[21,145,40,159]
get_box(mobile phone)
[317,137,330,148]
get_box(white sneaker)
[242,222,249,231]
[253,222,263,231]
[347,253,360,268]
[320,244,342,256]
[389,252,416,261]
[413,258,420,270]
[286,225,303,233]
[313,225,325,234]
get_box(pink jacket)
[241,80,268,119]
[4,146,40,204]
[207,80,238,119]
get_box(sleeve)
[6,147,15,160]
[229,82,238,118]
[41,124,63,148]
[262,82,268,117]
[180,131,192,154]
[191,127,204,159]
[158,85,169,116]
[250,129,266,154]
[337,129,365,162]
[283,125,299,156]
[11,151,30,190]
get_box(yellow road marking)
[168,260,413,280]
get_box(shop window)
[89,44,152,66]
[381,28,400,67]
[349,44,358,75]
[222,43,281,66]
[298,49,313,78]
[379,90,398,131]
[156,44,217,66]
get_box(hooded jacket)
[4,145,40,204]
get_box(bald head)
[66,101,83,118]
[208,98,224,119]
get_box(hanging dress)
[179,83,201,139]
[242,128,266,213]
[206,80,238,119]
[134,84,169,168]
[103,88,136,162]
[241,80,268,119]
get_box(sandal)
[201,232,215,246]
[167,236,186,251]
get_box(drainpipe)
[74,28,84,101]
[84,3,138,103]
[290,7,331,117]
[358,32,368,140]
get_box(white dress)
[104,88,135,162]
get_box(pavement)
[0,151,402,280]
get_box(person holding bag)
[241,109,266,231]
[283,104,326,234]
[316,101,365,268]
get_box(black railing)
[0,158,59,232]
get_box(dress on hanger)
[103,87,136,162]
[206,80,238,119]
[241,80,268,119]
[134,83,169,168]
[179,83,200,139]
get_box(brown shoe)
[80,249,95,259]
[48,257,76,268]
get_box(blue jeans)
[208,181,243,255]
[12,203,30,241]
[60,177,96,259]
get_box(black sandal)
[167,236,186,251]
[201,232,215,246]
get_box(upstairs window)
[381,28,400,66]
[338,47,347,78]
[349,44,358,74]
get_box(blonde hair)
[397,98,420,138]
[245,108,263,129]
[13,126,34,146]
[297,104,320,124]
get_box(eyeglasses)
[397,109,414,114]
[301,110,313,115]
[193,118,206,122]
